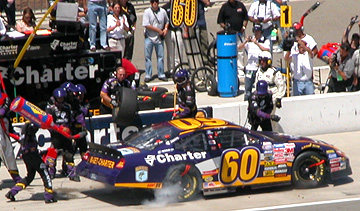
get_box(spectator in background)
[351,47,360,91]
[292,22,318,57]
[328,42,355,92]
[183,0,210,65]
[0,0,16,27]
[217,0,248,71]
[284,38,315,96]
[248,0,280,53]
[238,24,270,100]
[16,7,36,33]
[342,16,360,57]
[107,1,129,52]
[120,0,137,61]
[142,0,169,83]
[0,16,6,35]
[88,0,109,51]
[163,0,185,75]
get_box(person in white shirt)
[284,39,315,96]
[238,24,270,100]
[0,17,6,35]
[248,0,280,52]
[107,1,129,52]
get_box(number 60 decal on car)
[171,0,198,28]
[219,147,261,185]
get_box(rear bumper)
[76,161,118,185]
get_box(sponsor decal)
[204,176,213,182]
[135,166,149,182]
[144,151,207,166]
[262,142,273,150]
[330,157,341,164]
[263,170,275,177]
[202,170,218,175]
[274,158,286,164]
[301,143,321,150]
[277,164,287,168]
[158,148,174,154]
[330,167,341,172]
[204,182,220,188]
[274,173,287,177]
[328,153,337,159]
[88,156,115,169]
[275,168,287,174]
[264,150,273,154]
[0,63,97,86]
[330,163,340,168]
[264,156,274,161]
[264,161,275,167]
[264,166,277,171]
[0,45,17,56]
[326,149,335,154]
[50,39,78,51]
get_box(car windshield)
[123,123,178,151]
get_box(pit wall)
[212,92,360,136]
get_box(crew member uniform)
[100,76,131,114]
[255,67,286,102]
[248,91,274,131]
[175,82,197,118]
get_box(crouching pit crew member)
[247,80,280,131]
[173,69,197,119]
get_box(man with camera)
[248,0,280,53]
[284,38,315,96]
[328,42,355,92]
[238,24,270,100]
[142,0,169,83]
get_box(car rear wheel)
[292,151,326,188]
[163,163,202,201]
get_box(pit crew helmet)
[53,88,67,98]
[258,51,272,65]
[76,84,87,94]
[256,80,268,95]
[174,69,189,85]
[60,82,77,92]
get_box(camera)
[248,36,253,41]
[331,53,340,67]
[283,27,296,51]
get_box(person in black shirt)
[120,0,137,60]
[217,0,248,34]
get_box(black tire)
[159,92,177,109]
[163,163,202,201]
[292,151,326,189]
[137,96,156,111]
[191,67,214,92]
[206,74,218,96]
[136,87,168,107]
[173,63,190,83]
[207,38,217,67]
[112,87,137,126]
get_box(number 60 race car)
[76,118,352,201]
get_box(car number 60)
[219,147,260,185]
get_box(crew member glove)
[270,115,281,122]
[275,98,282,108]
[110,99,119,107]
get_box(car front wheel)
[292,151,326,188]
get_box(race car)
[76,118,352,201]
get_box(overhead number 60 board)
[171,0,198,28]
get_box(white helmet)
[259,51,272,60]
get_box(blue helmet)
[53,87,67,98]
[174,69,189,85]
[256,80,268,95]
[76,84,87,94]
[60,82,77,92]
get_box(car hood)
[260,131,319,144]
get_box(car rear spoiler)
[88,142,124,160]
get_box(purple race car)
[76,118,352,201]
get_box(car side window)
[214,129,255,148]
[174,132,208,152]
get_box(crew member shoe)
[90,46,96,52]
[159,77,168,82]
[5,191,15,201]
[45,198,58,204]
[102,46,110,51]
[144,78,151,83]
[69,175,81,182]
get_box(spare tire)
[136,87,168,107]
[206,75,218,96]
[112,87,138,126]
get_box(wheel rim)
[192,68,213,92]
[180,174,197,199]
[298,159,319,181]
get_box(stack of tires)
[136,85,176,110]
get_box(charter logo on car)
[50,39,77,51]
[144,151,207,166]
